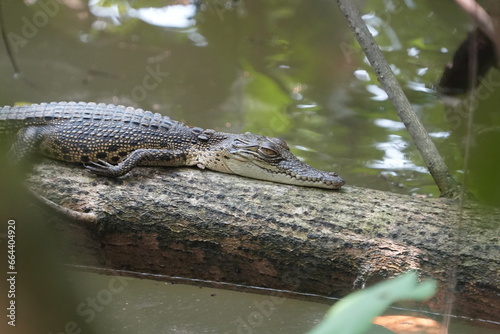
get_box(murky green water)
[1,1,499,333]
[61,270,499,334]
[4,0,499,200]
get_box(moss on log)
[27,160,499,324]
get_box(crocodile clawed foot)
[84,159,121,177]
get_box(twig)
[0,0,21,75]
[335,0,460,198]
[454,0,500,65]
[443,13,480,332]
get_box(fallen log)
[27,160,500,324]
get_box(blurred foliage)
[0,147,101,333]
[307,273,436,334]
[0,1,496,332]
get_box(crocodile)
[0,101,345,189]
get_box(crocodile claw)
[85,159,120,177]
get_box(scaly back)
[0,101,180,140]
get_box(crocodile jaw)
[223,157,345,189]
[195,132,345,190]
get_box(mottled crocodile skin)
[0,101,345,189]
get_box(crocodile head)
[198,132,345,189]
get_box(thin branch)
[335,0,460,198]
[0,0,21,75]
[442,13,481,332]
[454,0,500,64]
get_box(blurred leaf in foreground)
[307,272,436,334]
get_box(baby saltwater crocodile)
[0,101,345,189]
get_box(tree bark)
[27,160,499,324]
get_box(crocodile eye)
[259,147,278,157]
[270,137,289,150]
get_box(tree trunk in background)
[27,160,499,324]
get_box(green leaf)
[307,272,436,334]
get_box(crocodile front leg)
[7,126,50,164]
[85,149,188,177]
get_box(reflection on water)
[1,0,482,198]
[68,271,499,334]
[368,134,427,173]
[69,271,330,334]
[0,0,499,332]
[365,85,389,101]
[362,13,402,51]
[88,0,197,28]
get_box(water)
[0,0,473,198]
[2,0,498,201]
[58,270,500,334]
[0,1,498,333]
